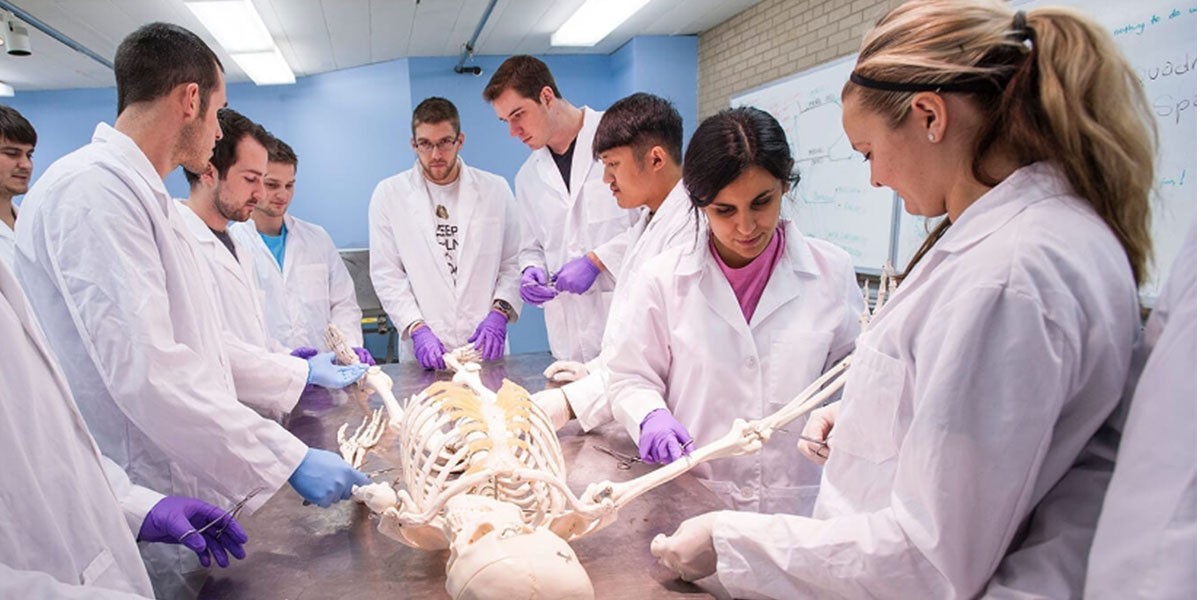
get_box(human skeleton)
[325,270,896,599]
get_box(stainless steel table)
[199,353,724,598]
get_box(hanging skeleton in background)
[327,269,897,600]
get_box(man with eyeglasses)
[368,96,522,369]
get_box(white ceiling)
[0,0,761,91]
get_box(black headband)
[849,11,1032,94]
[1011,11,1035,45]
[848,71,1010,93]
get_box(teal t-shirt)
[259,223,288,268]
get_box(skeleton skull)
[443,495,593,600]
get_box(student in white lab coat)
[229,137,368,358]
[606,106,862,516]
[484,55,638,362]
[0,105,34,269]
[1085,224,1196,599]
[14,24,367,597]
[370,97,522,370]
[0,258,248,598]
[532,92,703,431]
[180,108,367,419]
[651,3,1158,597]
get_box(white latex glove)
[543,359,589,383]
[650,512,719,582]
[798,401,839,465]
[531,388,571,430]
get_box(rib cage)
[399,378,569,528]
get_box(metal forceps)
[593,444,641,470]
[179,486,265,543]
[797,434,829,449]
[798,434,831,460]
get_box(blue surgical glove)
[352,346,376,366]
[137,496,248,568]
[553,255,601,294]
[288,448,370,508]
[411,325,446,370]
[306,352,368,388]
[520,266,558,306]
[467,310,508,361]
[638,408,694,464]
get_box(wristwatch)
[492,299,516,322]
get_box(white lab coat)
[369,159,522,356]
[709,163,1139,599]
[608,220,862,515]
[514,107,639,362]
[230,215,363,350]
[561,179,703,430]
[1084,224,1196,600]
[0,259,156,599]
[0,204,14,269]
[177,203,308,418]
[14,123,308,594]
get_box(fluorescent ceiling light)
[0,82,13,97]
[231,49,295,85]
[185,0,275,53]
[551,0,652,47]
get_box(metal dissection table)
[199,353,725,599]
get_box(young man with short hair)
[0,105,35,268]
[531,92,699,431]
[369,96,521,370]
[181,108,366,418]
[484,55,637,362]
[229,137,366,357]
[14,24,365,596]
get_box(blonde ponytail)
[1018,8,1157,285]
[846,0,1157,285]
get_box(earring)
[927,133,935,142]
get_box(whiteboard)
[897,0,1197,303]
[731,56,897,273]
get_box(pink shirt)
[710,224,787,322]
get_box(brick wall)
[698,0,893,118]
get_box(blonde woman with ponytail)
[651,1,1157,597]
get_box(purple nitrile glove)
[468,310,508,361]
[352,346,376,366]
[520,266,558,306]
[638,408,694,464]
[553,255,601,294]
[290,346,319,360]
[137,496,249,568]
[411,325,446,370]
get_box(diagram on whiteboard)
[732,57,896,272]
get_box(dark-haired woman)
[606,106,863,517]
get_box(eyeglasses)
[413,135,460,153]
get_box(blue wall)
[221,59,412,248]
[6,36,698,355]
[610,35,699,141]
